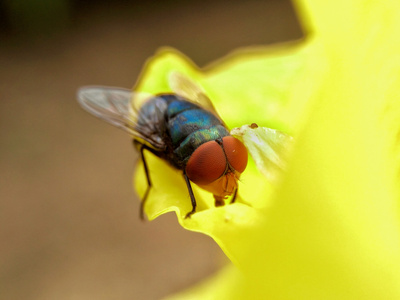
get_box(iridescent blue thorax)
[137,94,229,168]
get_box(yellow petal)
[134,47,201,95]
[231,1,400,298]
[132,43,316,261]
[160,0,400,299]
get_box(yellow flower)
[133,0,400,298]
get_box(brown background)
[0,1,301,299]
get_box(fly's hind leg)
[134,140,152,221]
[183,170,197,218]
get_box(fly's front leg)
[183,170,197,218]
[134,140,152,221]
[214,187,237,207]
[230,188,238,204]
[214,195,225,207]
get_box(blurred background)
[0,1,301,299]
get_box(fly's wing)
[77,86,166,150]
[168,72,223,121]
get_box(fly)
[77,72,248,219]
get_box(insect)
[77,73,248,219]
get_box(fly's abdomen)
[166,99,229,166]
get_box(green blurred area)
[2,0,71,35]
[0,1,302,299]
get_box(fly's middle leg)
[134,140,153,221]
[183,170,197,218]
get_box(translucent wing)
[231,124,294,182]
[168,72,220,117]
[77,86,166,150]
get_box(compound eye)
[222,136,248,173]
[186,141,226,185]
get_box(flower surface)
[134,0,400,298]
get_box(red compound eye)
[185,141,227,185]
[222,136,248,173]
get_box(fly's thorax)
[165,97,200,118]
[168,109,224,146]
[164,97,229,166]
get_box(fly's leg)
[214,188,237,207]
[214,196,225,207]
[134,141,152,221]
[230,188,238,204]
[183,170,197,218]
